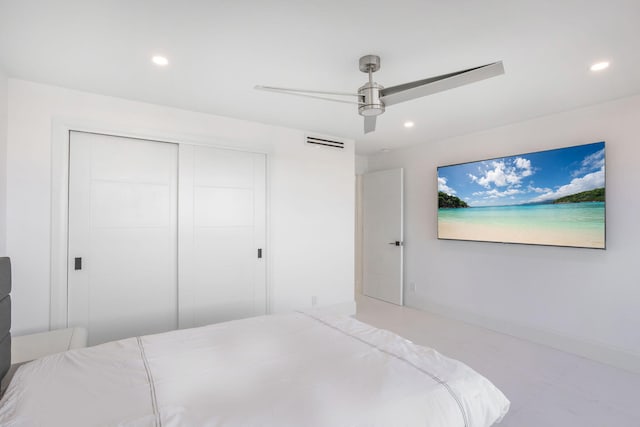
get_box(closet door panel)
[194,148,255,188]
[179,145,266,328]
[68,132,178,345]
[194,187,254,227]
[192,227,256,324]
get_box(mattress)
[0,311,509,426]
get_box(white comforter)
[0,311,509,426]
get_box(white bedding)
[0,311,509,426]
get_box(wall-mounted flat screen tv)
[437,141,605,249]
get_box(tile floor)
[354,294,640,427]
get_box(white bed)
[0,311,509,426]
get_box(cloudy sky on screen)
[437,141,605,207]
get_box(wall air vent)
[305,135,345,149]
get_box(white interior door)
[178,145,266,328]
[68,132,179,345]
[362,168,403,305]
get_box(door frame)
[50,119,272,330]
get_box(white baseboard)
[408,295,640,375]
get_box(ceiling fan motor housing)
[358,55,385,117]
[358,82,385,116]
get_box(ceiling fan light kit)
[256,55,504,134]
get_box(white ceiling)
[1,0,639,154]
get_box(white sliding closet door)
[68,132,179,345]
[179,145,266,329]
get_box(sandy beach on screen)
[438,221,605,248]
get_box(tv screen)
[437,141,605,249]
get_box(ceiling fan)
[255,55,504,134]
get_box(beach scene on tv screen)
[437,141,605,249]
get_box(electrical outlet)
[311,296,318,307]
[409,282,416,292]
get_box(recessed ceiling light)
[404,121,415,128]
[380,148,390,153]
[152,55,169,66]
[590,61,609,72]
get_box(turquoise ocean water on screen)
[438,202,605,231]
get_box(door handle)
[387,241,402,246]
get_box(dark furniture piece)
[0,257,11,385]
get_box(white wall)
[368,94,640,372]
[0,66,7,256]
[6,79,355,335]
[355,155,368,175]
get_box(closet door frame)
[50,120,271,330]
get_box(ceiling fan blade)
[364,115,377,134]
[379,61,504,107]
[255,85,362,105]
